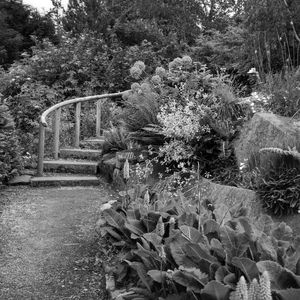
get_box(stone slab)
[43,160,98,175]
[31,175,99,187]
[9,175,32,186]
[234,112,300,166]
[60,148,102,160]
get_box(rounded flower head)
[122,90,132,100]
[133,61,146,71]
[155,66,167,78]
[131,82,141,92]
[141,82,152,93]
[130,66,142,79]
[169,57,183,70]
[151,75,162,85]
[182,55,193,66]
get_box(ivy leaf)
[200,280,231,300]
[231,257,259,282]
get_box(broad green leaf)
[210,238,226,259]
[214,203,231,225]
[124,260,153,291]
[185,243,219,265]
[167,231,196,267]
[231,257,259,282]
[100,226,122,240]
[200,280,231,300]
[126,209,141,221]
[147,270,167,283]
[172,267,208,293]
[179,225,209,245]
[255,214,273,235]
[285,235,300,274]
[178,212,198,227]
[103,208,126,229]
[223,273,236,288]
[257,233,278,261]
[143,232,162,248]
[273,288,300,300]
[203,219,220,235]
[219,225,249,261]
[125,220,146,236]
[271,222,293,241]
[215,266,230,283]
[257,260,300,289]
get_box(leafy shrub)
[98,188,300,300]
[0,101,22,184]
[0,30,167,158]
[258,68,300,118]
[119,57,251,174]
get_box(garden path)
[0,183,113,300]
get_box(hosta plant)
[98,191,300,300]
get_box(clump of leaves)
[244,147,300,216]
[98,190,300,300]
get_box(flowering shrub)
[120,56,250,173]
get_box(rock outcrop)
[234,112,300,166]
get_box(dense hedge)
[0,103,22,184]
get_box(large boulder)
[234,112,300,166]
[197,178,261,218]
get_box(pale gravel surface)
[0,183,114,300]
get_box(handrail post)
[75,102,81,148]
[53,108,61,160]
[96,100,101,137]
[37,123,45,176]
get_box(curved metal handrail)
[37,90,129,176]
[40,91,128,127]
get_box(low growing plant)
[98,187,300,300]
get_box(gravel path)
[0,183,114,300]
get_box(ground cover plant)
[98,175,300,300]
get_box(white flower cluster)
[157,100,209,142]
[159,140,194,163]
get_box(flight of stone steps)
[30,137,105,187]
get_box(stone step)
[81,136,105,149]
[60,148,102,160]
[43,160,98,175]
[31,175,100,187]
